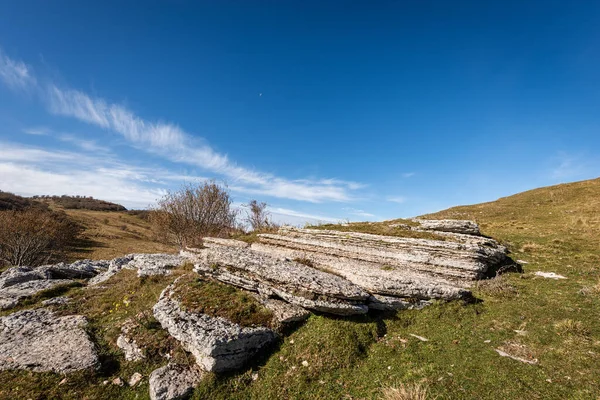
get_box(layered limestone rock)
[239,225,513,308]
[256,227,507,281]
[203,237,250,249]
[251,294,311,328]
[411,219,482,236]
[153,278,277,373]
[195,247,370,315]
[0,308,98,373]
[149,363,204,400]
[116,318,145,362]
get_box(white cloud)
[22,127,50,136]
[0,49,36,90]
[0,162,164,209]
[269,207,339,224]
[402,172,415,178]
[387,196,406,204]
[58,134,110,153]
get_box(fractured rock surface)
[153,278,277,372]
[195,246,370,315]
[0,308,98,373]
[242,225,512,307]
[90,253,184,284]
[149,363,204,400]
[0,276,75,310]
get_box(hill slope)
[1,179,599,400]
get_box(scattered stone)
[117,334,145,362]
[301,360,309,367]
[129,372,143,387]
[112,377,124,386]
[534,271,567,280]
[42,296,71,306]
[153,279,277,372]
[149,363,204,400]
[116,318,145,361]
[409,334,429,342]
[495,348,538,365]
[195,246,370,315]
[516,260,529,264]
[0,308,98,373]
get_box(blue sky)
[1,1,599,224]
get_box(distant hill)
[0,191,48,211]
[34,195,127,211]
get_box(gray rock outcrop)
[153,278,277,372]
[195,247,370,315]
[90,253,184,284]
[203,237,250,249]
[0,275,75,310]
[149,363,204,400]
[0,308,98,373]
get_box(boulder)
[0,308,98,373]
[252,295,311,328]
[149,363,204,400]
[153,278,277,372]
[195,247,370,315]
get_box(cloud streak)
[0,49,36,90]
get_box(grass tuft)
[381,383,433,400]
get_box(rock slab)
[195,246,370,315]
[0,308,98,373]
[153,278,277,372]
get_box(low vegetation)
[150,181,238,249]
[0,208,80,267]
[173,274,274,328]
[307,220,449,241]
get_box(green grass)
[174,274,274,328]
[2,177,600,399]
[306,221,451,242]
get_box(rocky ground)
[0,219,516,399]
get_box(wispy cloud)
[0,47,366,203]
[0,49,36,90]
[269,207,339,224]
[402,172,415,178]
[58,134,110,153]
[387,196,406,204]
[22,127,50,136]
[551,152,587,180]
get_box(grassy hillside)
[64,209,176,260]
[1,178,599,400]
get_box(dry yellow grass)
[381,383,433,400]
[63,209,176,260]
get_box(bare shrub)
[381,383,434,400]
[150,181,237,248]
[0,209,79,267]
[243,199,272,231]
